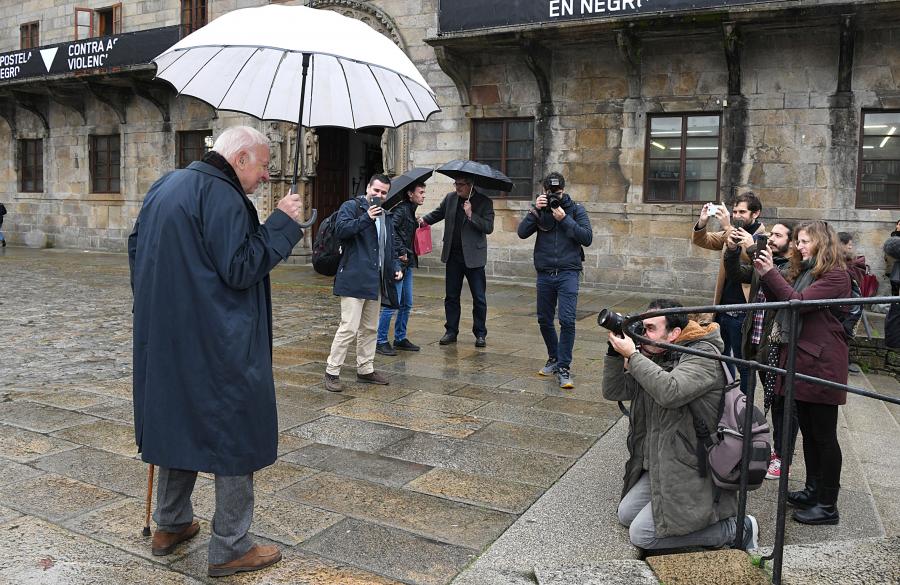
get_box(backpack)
[688,350,773,492]
[311,200,364,276]
[830,277,863,340]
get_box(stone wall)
[851,337,900,380]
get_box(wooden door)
[312,128,349,238]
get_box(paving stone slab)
[498,377,607,401]
[302,445,431,487]
[91,377,135,400]
[0,504,23,524]
[51,419,139,457]
[275,368,328,388]
[382,372,470,395]
[470,402,611,436]
[777,536,900,585]
[450,386,545,408]
[33,446,149,499]
[380,432,573,487]
[254,460,320,494]
[394,390,488,414]
[647,550,769,585]
[281,442,345,468]
[304,517,477,585]
[533,395,622,419]
[278,471,515,549]
[0,423,80,463]
[326,398,485,439]
[405,468,543,514]
[0,457,44,487]
[275,386,350,410]
[80,398,135,424]
[468,421,596,458]
[0,515,206,585]
[0,473,124,522]
[535,560,658,585]
[6,388,110,410]
[277,403,326,432]
[0,400,98,433]
[277,432,313,456]
[287,416,414,453]
[65,498,209,563]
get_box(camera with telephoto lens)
[547,193,563,209]
[597,308,645,337]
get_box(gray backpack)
[688,352,773,491]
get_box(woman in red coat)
[753,220,850,526]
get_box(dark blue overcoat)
[128,160,302,475]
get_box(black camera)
[548,193,562,209]
[597,308,644,337]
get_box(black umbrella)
[436,159,514,192]
[383,167,434,210]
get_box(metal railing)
[618,296,899,585]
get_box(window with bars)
[644,113,722,203]
[471,118,534,198]
[177,130,212,168]
[20,22,39,49]
[182,0,208,36]
[74,4,121,39]
[858,111,900,209]
[90,134,121,193]
[19,139,43,193]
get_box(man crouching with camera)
[602,299,758,551]
[517,172,593,389]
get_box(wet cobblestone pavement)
[0,247,707,584]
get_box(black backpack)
[830,277,863,339]
[311,200,363,276]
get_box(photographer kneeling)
[517,172,592,389]
[603,299,758,551]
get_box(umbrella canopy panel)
[153,5,440,128]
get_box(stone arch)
[309,0,410,176]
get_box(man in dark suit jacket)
[421,175,495,347]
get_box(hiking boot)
[152,520,200,556]
[323,373,342,393]
[393,338,420,351]
[357,371,389,385]
[765,456,781,480]
[793,504,839,525]
[439,333,457,345]
[208,545,282,577]
[376,342,397,356]
[557,367,574,389]
[735,515,759,551]
[538,358,558,377]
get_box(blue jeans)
[536,270,579,370]
[377,268,413,344]
[717,312,748,385]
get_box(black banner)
[439,0,788,33]
[0,26,180,83]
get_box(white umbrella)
[152,4,441,225]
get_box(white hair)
[212,126,268,162]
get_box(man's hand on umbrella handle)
[463,200,472,219]
[277,191,303,223]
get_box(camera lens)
[549,199,561,209]
[597,308,624,335]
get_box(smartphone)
[706,203,722,215]
[755,235,768,259]
[371,196,383,207]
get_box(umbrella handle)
[298,208,317,229]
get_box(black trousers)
[795,400,842,505]
[444,253,487,338]
[769,394,800,459]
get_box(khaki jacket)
[603,322,736,538]
[692,221,766,304]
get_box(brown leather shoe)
[152,520,200,556]
[356,371,389,385]
[208,544,282,577]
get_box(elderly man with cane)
[129,126,304,577]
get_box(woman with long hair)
[753,220,850,525]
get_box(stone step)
[767,535,900,585]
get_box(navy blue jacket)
[333,196,401,305]
[128,159,302,475]
[517,194,593,272]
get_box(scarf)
[201,151,244,195]
[772,257,816,343]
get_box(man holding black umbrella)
[420,174,495,347]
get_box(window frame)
[89,134,121,194]
[75,7,93,39]
[643,112,723,204]
[95,3,122,37]
[18,139,44,193]
[181,0,208,36]
[20,21,39,49]
[177,129,213,168]
[470,117,535,199]
[857,109,900,210]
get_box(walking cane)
[142,464,154,537]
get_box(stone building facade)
[2,0,900,297]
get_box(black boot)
[793,503,839,525]
[787,478,818,509]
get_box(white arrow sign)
[39,47,58,72]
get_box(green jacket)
[603,321,736,538]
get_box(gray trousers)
[154,467,255,565]
[617,472,736,550]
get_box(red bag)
[860,266,879,298]
[413,224,433,256]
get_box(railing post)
[734,364,757,549]
[762,303,800,584]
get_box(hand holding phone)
[754,235,768,259]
